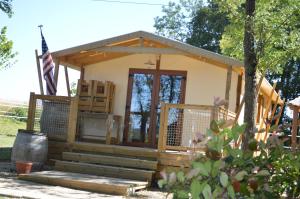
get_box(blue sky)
[0,0,173,102]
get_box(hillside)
[0,101,27,147]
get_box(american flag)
[41,32,56,95]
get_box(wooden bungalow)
[20,31,284,195]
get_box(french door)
[123,69,187,148]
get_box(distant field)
[0,118,26,147]
[0,101,28,147]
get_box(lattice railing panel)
[159,103,236,151]
[27,93,71,141]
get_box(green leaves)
[227,185,235,199]
[256,170,270,177]
[157,179,167,188]
[219,0,300,73]
[210,120,220,134]
[190,180,203,199]
[202,184,212,199]
[177,171,185,183]
[235,171,248,181]
[192,162,209,177]
[0,26,17,69]
[211,160,222,177]
[220,172,229,187]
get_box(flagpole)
[35,49,44,95]
[36,24,44,95]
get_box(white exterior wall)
[84,54,240,124]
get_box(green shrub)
[158,120,300,199]
[8,107,27,121]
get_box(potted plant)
[15,161,33,174]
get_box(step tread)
[19,170,148,195]
[56,160,155,173]
[72,142,158,159]
[19,170,148,186]
[62,152,158,170]
[54,160,155,181]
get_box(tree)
[155,0,300,148]
[267,59,300,123]
[186,0,228,53]
[0,0,16,69]
[154,0,203,42]
[242,0,257,149]
[218,0,300,148]
[154,0,228,53]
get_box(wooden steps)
[55,160,155,182]
[18,170,147,195]
[19,142,159,195]
[71,141,158,159]
[63,152,158,170]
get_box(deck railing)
[26,92,119,144]
[26,92,78,142]
[157,103,236,152]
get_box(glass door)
[124,69,186,148]
[154,72,186,146]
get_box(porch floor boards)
[18,170,148,196]
[62,151,158,170]
[54,160,155,182]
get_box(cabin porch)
[17,92,238,194]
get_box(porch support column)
[64,65,71,97]
[225,65,233,111]
[291,105,299,151]
[54,59,60,90]
[156,54,161,71]
[235,73,243,112]
[67,96,79,144]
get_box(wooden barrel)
[11,129,48,167]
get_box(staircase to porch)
[19,142,158,196]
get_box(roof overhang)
[49,30,282,104]
[50,31,244,74]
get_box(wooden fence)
[26,92,78,142]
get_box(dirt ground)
[0,161,171,199]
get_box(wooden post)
[234,76,264,124]
[291,105,298,151]
[235,73,243,112]
[64,66,71,97]
[80,67,85,82]
[54,59,60,89]
[225,65,232,110]
[35,50,44,95]
[235,76,264,147]
[256,95,262,123]
[156,54,161,71]
[275,98,285,126]
[263,95,279,142]
[256,83,276,141]
[158,103,168,152]
[26,92,36,130]
[106,114,114,144]
[67,97,79,144]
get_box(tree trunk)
[242,0,257,150]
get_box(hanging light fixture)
[144,58,155,66]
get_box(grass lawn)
[0,118,26,147]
